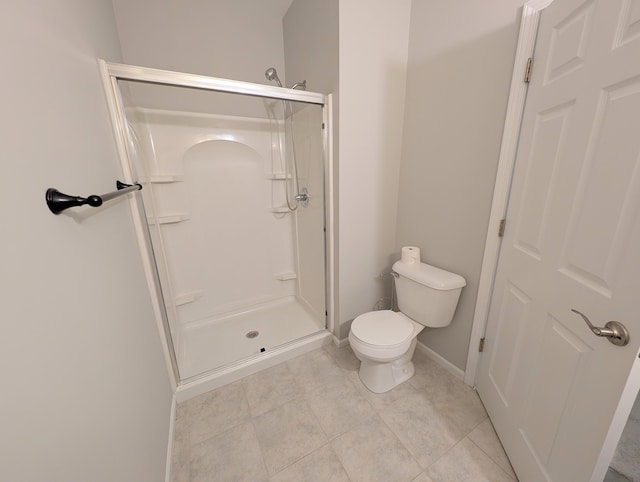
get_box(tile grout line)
[423,435,466,475]
[326,440,355,482]
[466,434,517,481]
[376,409,424,474]
[245,357,332,479]
[267,440,353,481]
[241,379,271,480]
[468,416,518,479]
[329,344,485,478]
[180,346,517,482]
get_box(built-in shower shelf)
[271,206,292,214]
[148,214,190,225]
[268,173,292,180]
[141,175,184,183]
[275,272,297,281]
[175,290,203,306]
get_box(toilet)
[348,257,466,393]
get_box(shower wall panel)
[133,109,297,327]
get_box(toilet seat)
[351,310,414,345]
[349,311,417,360]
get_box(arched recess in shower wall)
[100,61,334,397]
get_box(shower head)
[264,67,282,87]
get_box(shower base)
[177,296,325,380]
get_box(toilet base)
[356,339,418,393]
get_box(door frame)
[465,1,640,478]
[464,0,553,387]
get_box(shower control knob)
[295,188,310,208]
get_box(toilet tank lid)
[392,260,466,290]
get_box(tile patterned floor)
[171,344,517,482]
[608,394,640,482]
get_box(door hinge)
[498,219,506,237]
[479,337,486,352]
[524,57,534,83]
[322,122,325,129]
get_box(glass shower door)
[113,76,327,381]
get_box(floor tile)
[409,351,453,391]
[604,467,633,482]
[468,419,516,479]
[412,359,487,436]
[412,473,435,482]
[305,374,377,438]
[324,343,361,373]
[182,380,251,446]
[286,347,335,377]
[171,403,190,482]
[171,347,520,482]
[331,415,422,482]
[243,362,304,417]
[269,444,350,482]
[380,389,465,469]
[190,421,268,482]
[630,395,640,421]
[353,373,420,413]
[425,438,515,482]
[610,416,640,481]
[287,349,347,394]
[254,398,328,475]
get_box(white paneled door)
[476,0,640,480]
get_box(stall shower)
[102,62,331,386]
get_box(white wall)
[283,0,339,96]
[111,0,293,84]
[283,0,339,327]
[338,0,412,336]
[0,2,172,481]
[396,0,526,370]
[111,0,294,118]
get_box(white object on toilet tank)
[392,260,466,328]
[400,246,421,264]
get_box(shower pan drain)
[246,330,259,339]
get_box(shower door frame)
[98,60,335,391]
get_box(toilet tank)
[392,261,466,328]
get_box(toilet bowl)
[349,310,424,393]
[348,257,465,393]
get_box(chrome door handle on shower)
[570,309,630,346]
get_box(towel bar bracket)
[46,180,142,214]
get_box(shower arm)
[291,80,306,90]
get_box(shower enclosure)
[100,62,332,392]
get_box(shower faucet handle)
[294,188,310,208]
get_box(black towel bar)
[46,180,142,214]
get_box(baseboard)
[165,392,177,482]
[416,340,465,382]
[333,335,349,347]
